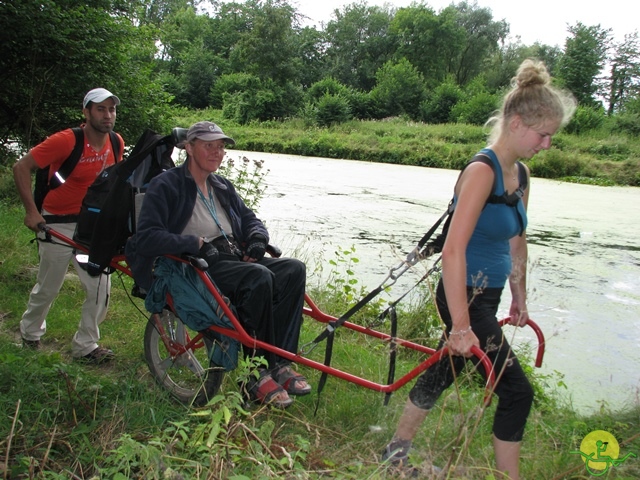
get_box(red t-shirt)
[31,128,124,215]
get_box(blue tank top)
[455,148,528,289]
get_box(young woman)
[382,59,576,479]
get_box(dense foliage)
[1,0,639,174]
[0,0,172,151]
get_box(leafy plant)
[306,77,351,102]
[2,142,640,477]
[321,245,387,323]
[217,155,269,212]
[0,165,20,207]
[612,112,640,136]
[370,58,427,121]
[99,356,310,479]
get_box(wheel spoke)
[144,309,224,406]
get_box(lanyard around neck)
[196,183,233,244]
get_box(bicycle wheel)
[144,309,224,406]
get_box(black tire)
[144,309,224,406]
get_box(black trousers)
[409,280,534,442]
[207,256,306,369]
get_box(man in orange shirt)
[13,88,125,363]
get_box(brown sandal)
[272,365,311,396]
[246,369,293,408]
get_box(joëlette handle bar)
[39,225,133,277]
[303,293,545,369]
[498,317,545,368]
[169,255,497,402]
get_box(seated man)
[126,121,310,408]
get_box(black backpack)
[73,128,183,276]
[33,127,120,213]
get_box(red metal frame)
[45,226,546,402]
[45,226,133,278]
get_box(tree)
[294,26,328,89]
[228,0,300,85]
[157,7,222,107]
[389,4,465,86]
[136,0,195,27]
[324,1,396,91]
[222,78,303,123]
[606,31,640,115]
[483,40,538,91]
[481,38,564,92]
[531,43,564,77]
[557,22,611,107]
[0,0,169,153]
[445,1,509,85]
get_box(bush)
[0,165,19,206]
[306,77,350,102]
[210,73,262,109]
[611,113,640,136]
[420,81,463,124]
[314,94,352,127]
[221,81,303,124]
[304,78,374,123]
[450,91,499,125]
[346,89,378,119]
[370,58,427,120]
[565,105,605,134]
[528,148,588,178]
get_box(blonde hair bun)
[514,59,551,89]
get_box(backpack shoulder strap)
[418,153,494,256]
[418,152,529,257]
[470,150,527,207]
[109,131,122,162]
[516,161,528,190]
[487,160,527,206]
[48,127,84,190]
[467,152,500,203]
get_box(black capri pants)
[409,280,534,442]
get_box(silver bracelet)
[449,326,472,337]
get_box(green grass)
[1,203,639,479]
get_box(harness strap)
[42,214,79,224]
[486,160,528,207]
[414,200,454,253]
[311,285,385,347]
[383,306,398,406]
[48,129,121,190]
[313,284,386,409]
